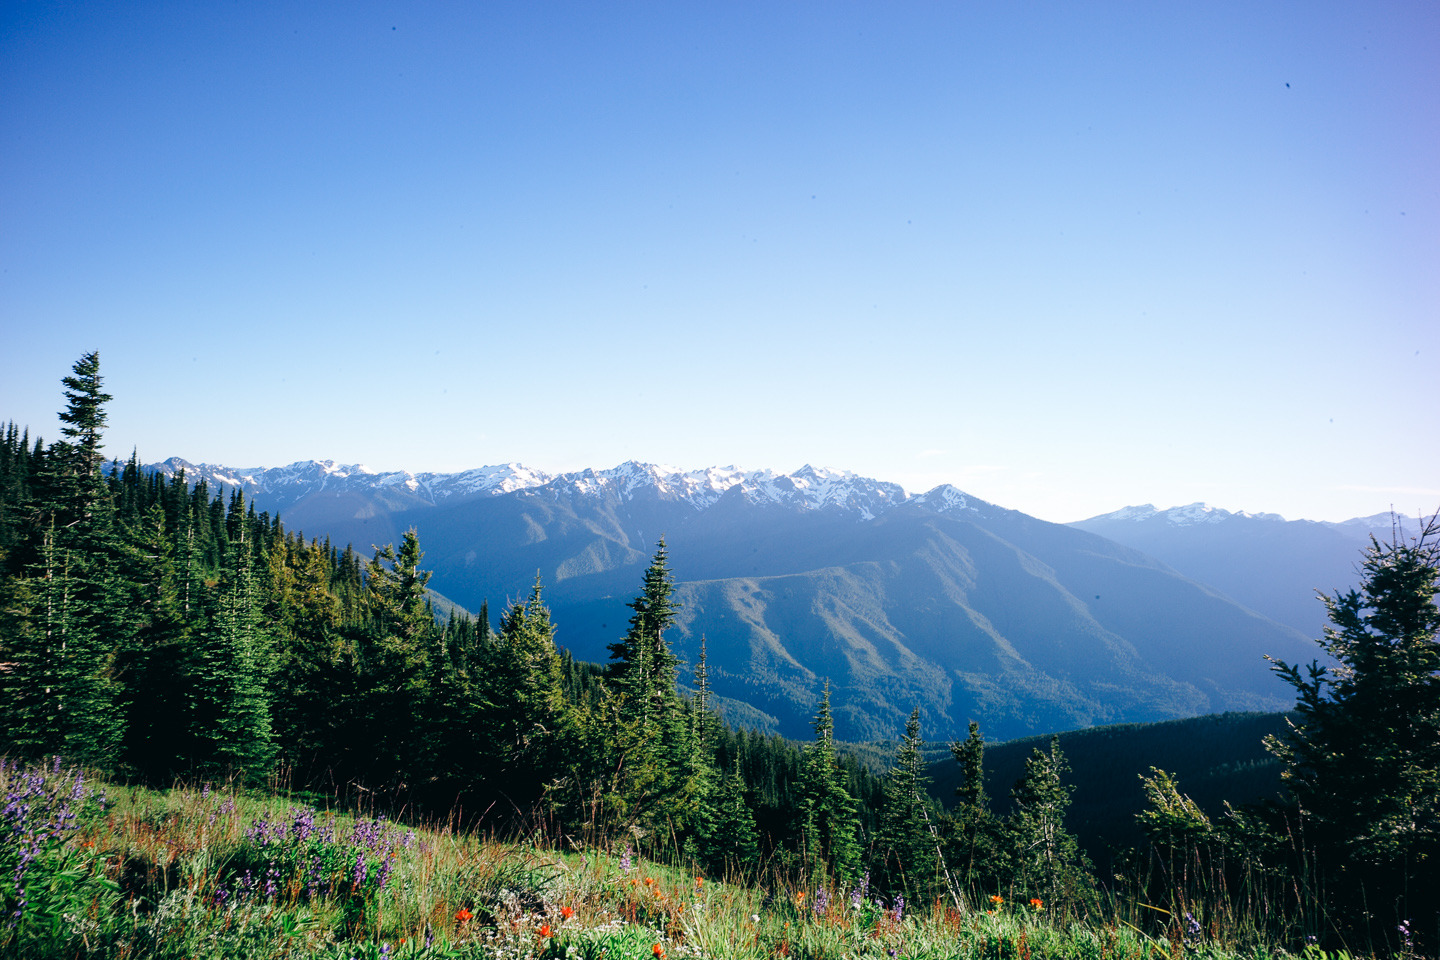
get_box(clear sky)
[3,2,1436,524]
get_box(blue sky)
[3,2,1436,523]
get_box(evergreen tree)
[117,501,193,779]
[945,721,1005,897]
[596,541,699,838]
[483,576,569,810]
[796,681,862,882]
[47,351,112,529]
[190,512,277,780]
[607,538,680,706]
[1005,736,1089,905]
[693,756,761,878]
[1,355,126,765]
[1265,513,1440,942]
[875,707,939,900]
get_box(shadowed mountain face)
[1069,504,1415,640]
[150,459,1323,742]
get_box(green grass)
[0,757,1342,960]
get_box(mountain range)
[1070,502,1413,639]
[145,457,1374,743]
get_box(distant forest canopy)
[2,353,1437,952]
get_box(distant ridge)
[1071,504,1425,638]
[133,456,1360,742]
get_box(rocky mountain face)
[149,458,1336,742]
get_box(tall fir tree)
[692,755,761,878]
[1265,514,1440,943]
[190,506,277,780]
[2,354,126,765]
[945,721,1005,897]
[597,541,699,838]
[483,575,570,811]
[875,707,939,900]
[796,681,862,882]
[1005,735,1088,905]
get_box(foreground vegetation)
[0,756,1338,960]
[3,354,1436,956]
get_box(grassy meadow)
[3,756,1356,960]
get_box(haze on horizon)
[2,2,1436,525]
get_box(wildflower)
[455,908,473,923]
[1029,897,1043,910]
[695,876,704,887]
[652,944,666,958]
[540,924,553,938]
[990,894,1004,905]
[1398,921,1414,951]
[620,844,633,872]
[561,905,574,919]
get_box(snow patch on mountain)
[1084,502,1286,526]
[910,484,984,515]
[147,457,554,508]
[523,462,907,519]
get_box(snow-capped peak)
[1083,502,1286,526]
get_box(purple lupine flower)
[290,806,315,843]
[813,887,829,916]
[375,853,395,891]
[892,895,904,923]
[1398,921,1414,952]
[352,851,368,887]
[424,923,434,949]
[264,865,280,899]
[620,845,633,873]
[307,854,324,900]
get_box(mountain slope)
[147,458,1325,742]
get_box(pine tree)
[693,755,761,878]
[1265,513,1440,939]
[796,681,862,882]
[596,541,698,837]
[47,351,112,529]
[479,575,569,810]
[607,538,680,706]
[1005,735,1088,905]
[191,513,277,780]
[117,501,192,779]
[945,721,1005,897]
[875,707,939,900]
[1,355,126,765]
